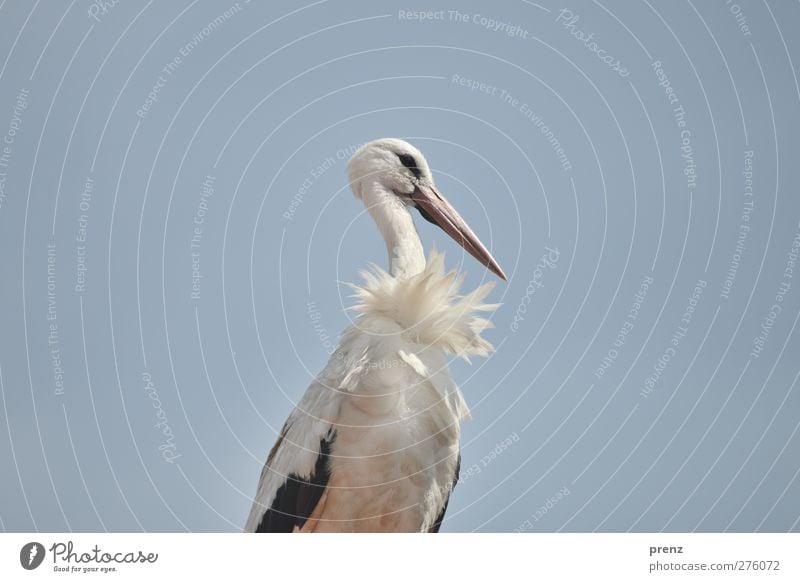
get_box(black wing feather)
[428,452,461,533]
[255,431,334,533]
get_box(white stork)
[245,138,506,532]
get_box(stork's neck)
[364,183,426,279]
[384,217,426,279]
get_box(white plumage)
[245,138,505,533]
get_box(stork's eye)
[397,153,421,178]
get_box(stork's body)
[245,139,505,533]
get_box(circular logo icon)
[20,542,46,570]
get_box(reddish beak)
[410,183,507,281]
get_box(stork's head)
[347,138,507,281]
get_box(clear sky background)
[0,0,799,532]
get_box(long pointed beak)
[410,183,507,281]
